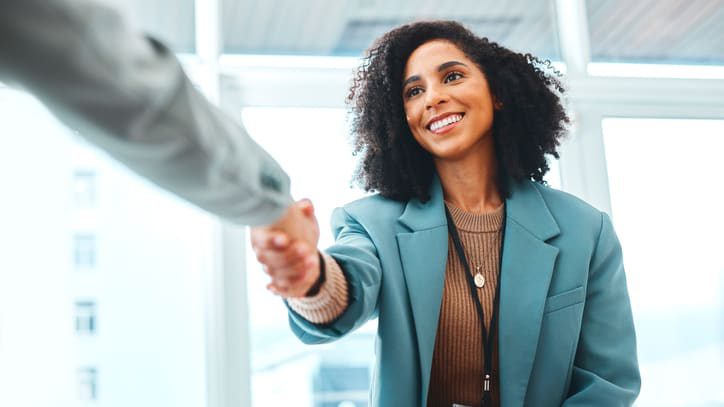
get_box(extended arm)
[0,0,292,225]
[287,207,383,344]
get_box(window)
[602,118,724,407]
[313,365,370,407]
[77,367,98,401]
[241,107,374,406]
[73,170,97,207]
[75,301,97,335]
[586,0,724,65]
[545,155,562,190]
[74,234,97,269]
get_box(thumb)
[298,198,315,217]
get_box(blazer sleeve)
[0,0,292,226]
[563,212,641,406]
[288,207,382,344]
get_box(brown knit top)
[427,202,504,407]
[287,203,505,407]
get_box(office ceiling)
[103,0,724,65]
[222,0,561,59]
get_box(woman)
[251,21,640,407]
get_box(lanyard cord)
[444,203,507,407]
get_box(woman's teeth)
[429,114,462,131]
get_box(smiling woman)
[347,21,569,203]
[251,20,641,407]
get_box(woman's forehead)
[404,40,472,77]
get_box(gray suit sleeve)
[0,0,293,225]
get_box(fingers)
[265,199,320,249]
[252,198,322,298]
[261,250,316,281]
[250,228,289,250]
[255,240,310,268]
[263,251,320,298]
[251,234,320,298]
[266,262,317,297]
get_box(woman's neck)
[435,144,502,214]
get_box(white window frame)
[193,1,251,406]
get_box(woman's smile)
[428,112,465,134]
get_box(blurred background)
[1,0,723,406]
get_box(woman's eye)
[406,87,423,98]
[444,71,463,83]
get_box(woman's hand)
[250,199,321,298]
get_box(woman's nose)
[425,84,448,110]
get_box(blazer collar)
[397,175,560,238]
[506,179,560,241]
[397,173,446,232]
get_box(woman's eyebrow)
[438,60,467,71]
[402,75,420,88]
[403,61,468,88]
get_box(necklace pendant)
[474,272,485,288]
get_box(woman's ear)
[494,99,503,111]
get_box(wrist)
[304,251,326,297]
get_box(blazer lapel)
[499,181,561,407]
[396,177,448,403]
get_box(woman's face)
[402,39,496,162]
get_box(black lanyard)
[444,203,506,407]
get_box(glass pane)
[602,118,724,407]
[0,89,211,406]
[77,367,99,401]
[73,234,98,269]
[99,0,195,53]
[587,0,724,65]
[241,107,374,407]
[223,0,561,60]
[545,156,562,190]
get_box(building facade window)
[75,301,97,335]
[77,367,98,401]
[73,234,96,269]
[73,169,97,207]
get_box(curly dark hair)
[347,20,569,202]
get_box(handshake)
[250,199,322,298]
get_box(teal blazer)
[288,178,641,406]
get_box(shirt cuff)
[287,252,349,324]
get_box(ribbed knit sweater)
[287,203,504,407]
[428,203,503,407]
